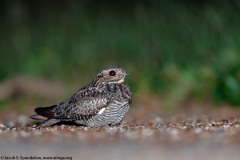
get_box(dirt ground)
[1,100,240,160]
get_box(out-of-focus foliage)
[0,0,240,106]
[214,64,240,106]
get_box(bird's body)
[31,65,131,127]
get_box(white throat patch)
[117,79,124,83]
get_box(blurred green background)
[1,0,240,109]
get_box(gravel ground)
[1,103,240,160]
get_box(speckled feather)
[31,65,131,127]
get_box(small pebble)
[153,116,163,124]
[19,131,30,138]
[0,124,6,130]
[142,128,154,137]
[194,128,202,134]
[4,121,15,128]
[17,115,28,126]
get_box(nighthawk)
[30,65,131,127]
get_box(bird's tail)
[34,105,57,118]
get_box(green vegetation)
[0,0,240,106]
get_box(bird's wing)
[53,86,110,119]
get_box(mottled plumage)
[30,65,131,127]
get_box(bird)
[30,65,132,127]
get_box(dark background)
[1,0,240,111]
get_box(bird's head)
[93,65,129,85]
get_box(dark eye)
[109,70,116,76]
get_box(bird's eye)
[109,70,116,76]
